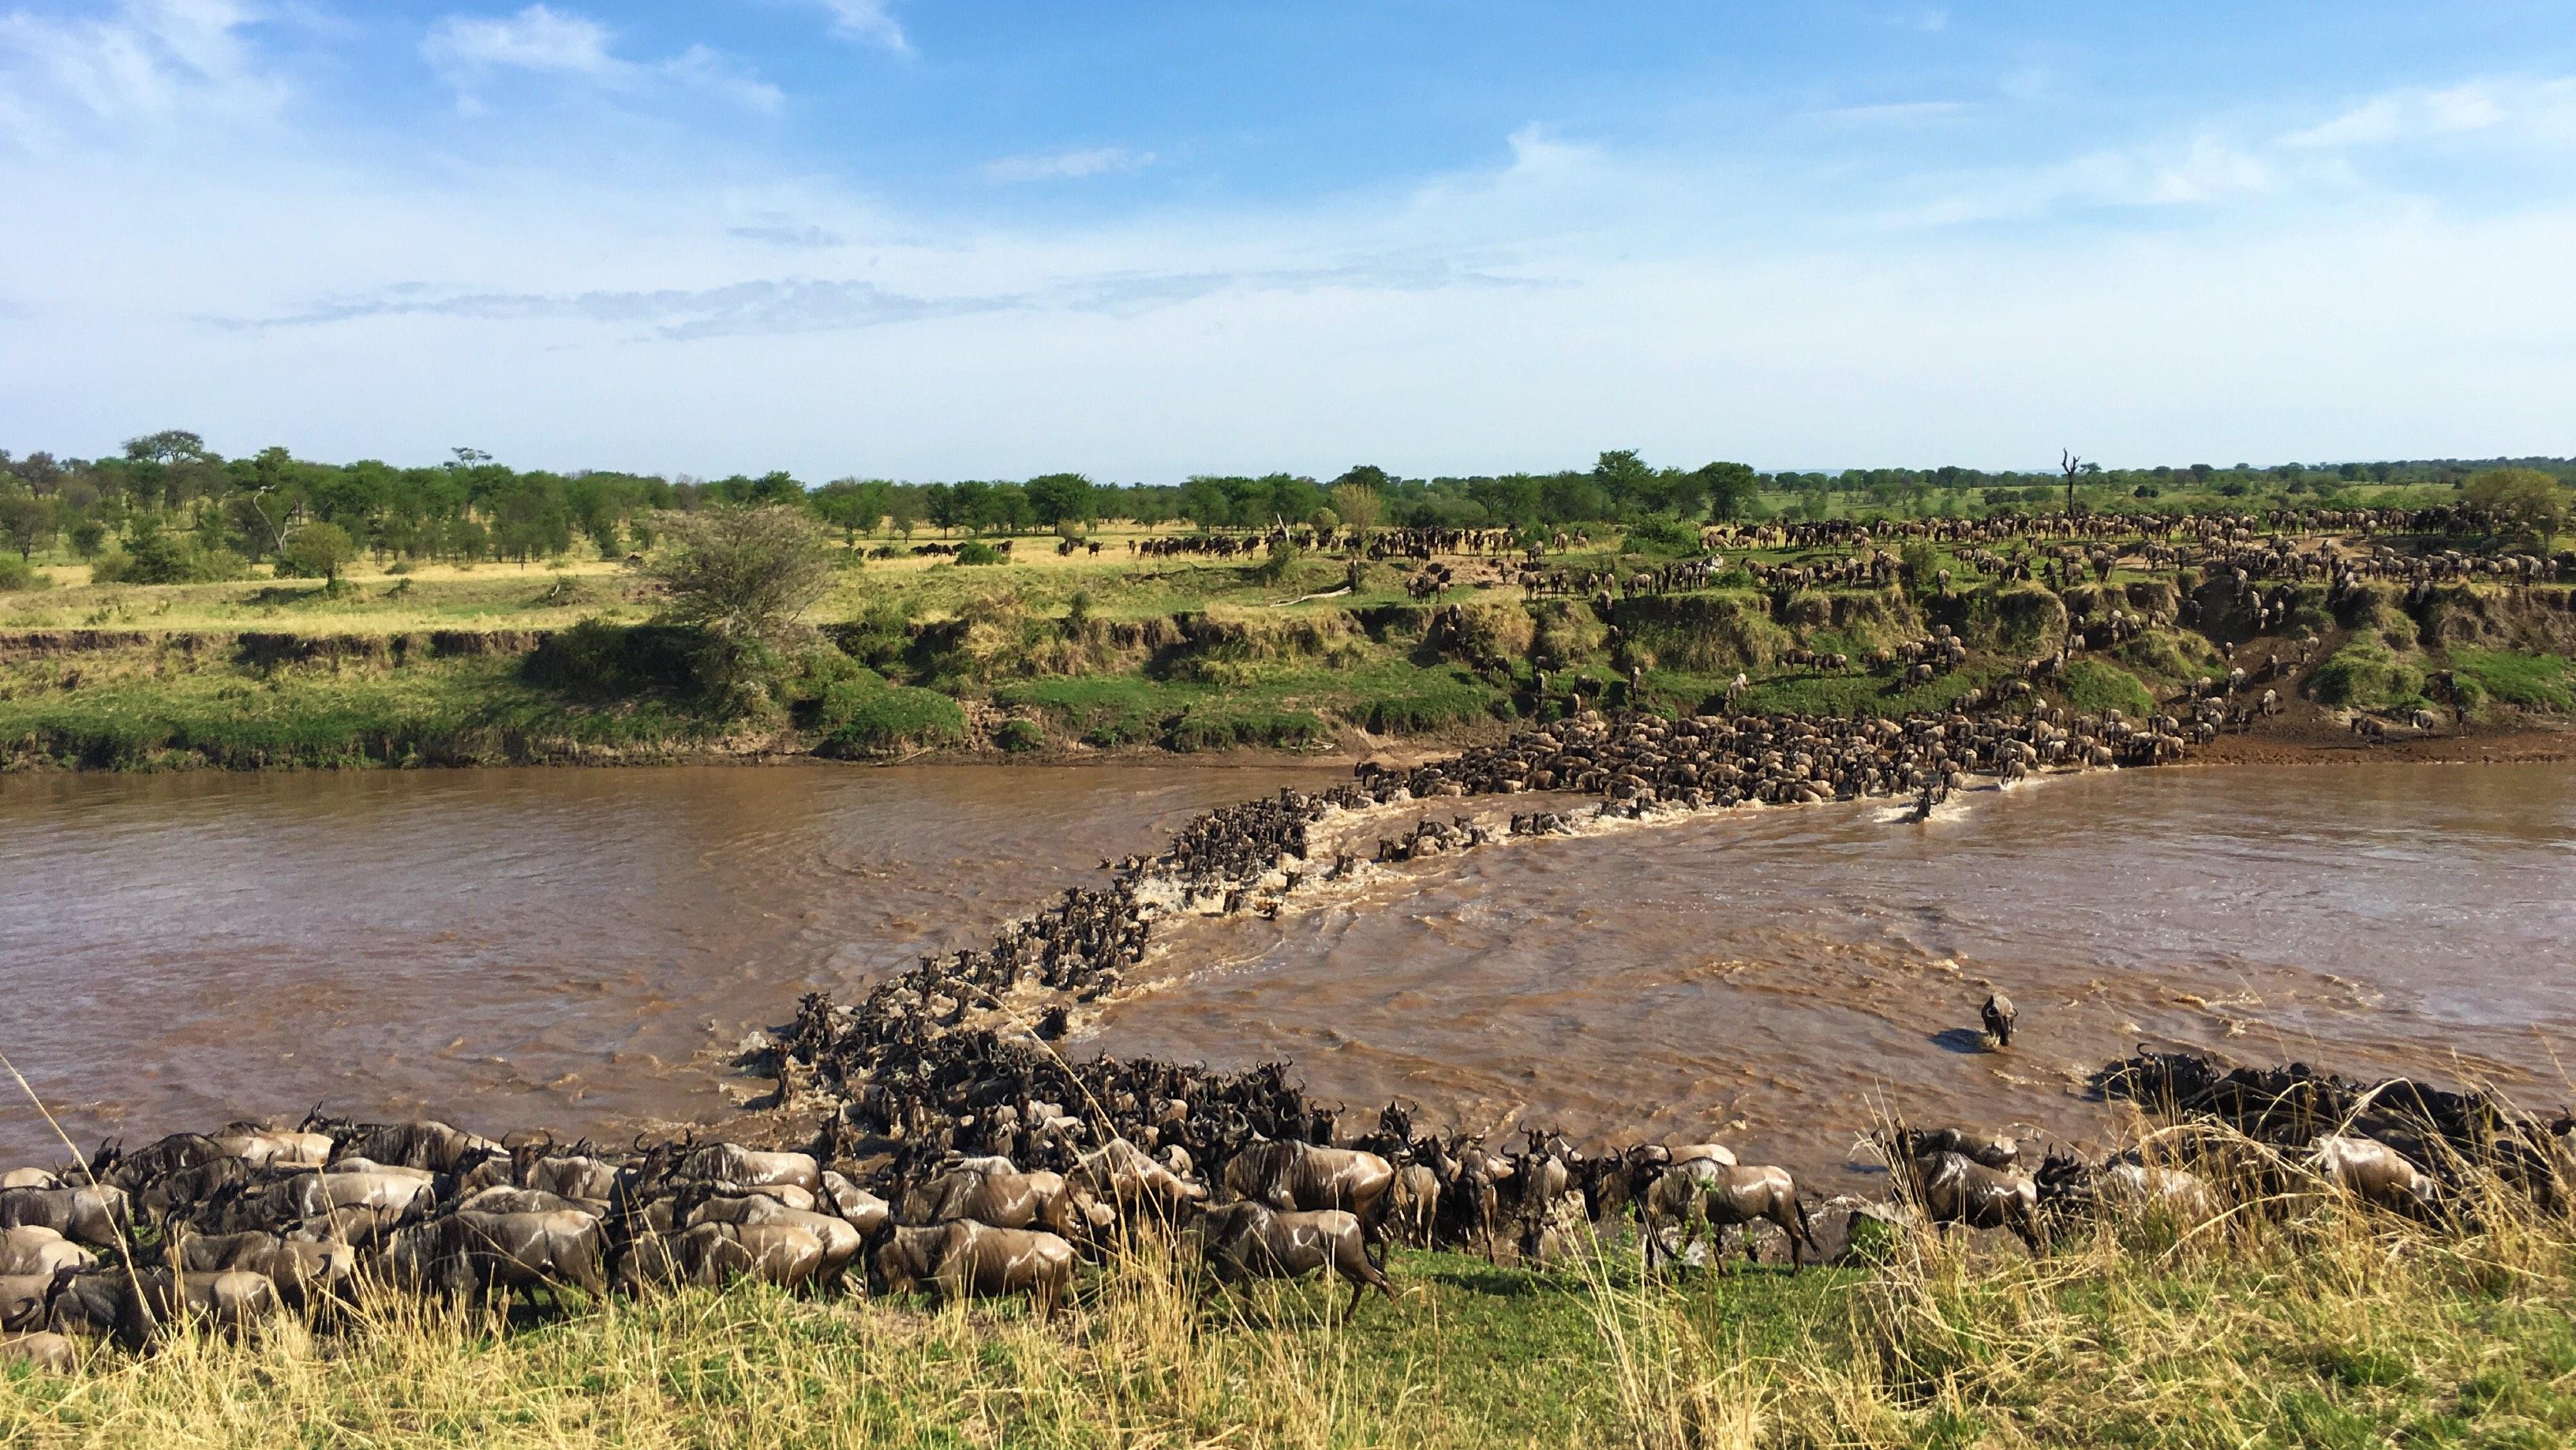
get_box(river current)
[4,761,2570,1186]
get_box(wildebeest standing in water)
[1983,994,2017,1050]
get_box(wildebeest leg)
[1765,1203,1796,1270]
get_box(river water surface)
[4,761,2570,1185]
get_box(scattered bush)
[88,523,247,585]
[2061,658,2156,718]
[954,540,1002,566]
[994,718,1045,752]
[521,619,706,699]
[814,670,967,755]
[2308,639,2425,708]
[1620,515,1699,555]
[0,554,45,593]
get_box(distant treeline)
[2,429,2570,583]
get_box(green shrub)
[1167,702,1329,752]
[0,554,43,592]
[522,619,705,699]
[1620,515,1699,555]
[954,541,1002,566]
[1256,537,1302,584]
[814,670,966,755]
[88,526,247,585]
[2061,658,2157,718]
[995,718,1044,751]
[2308,640,2425,708]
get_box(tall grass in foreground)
[6,1152,2574,1448]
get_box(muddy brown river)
[4,760,2571,1187]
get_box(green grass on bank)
[2450,648,2576,713]
[8,1190,2576,1449]
[0,650,730,769]
[5,537,2570,769]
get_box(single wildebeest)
[683,1193,864,1289]
[2095,1159,2219,1223]
[1890,1147,2044,1253]
[92,1133,225,1193]
[612,1220,826,1294]
[2312,1135,2439,1216]
[1384,1160,1440,1248]
[818,1172,893,1237]
[0,1184,129,1247]
[203,1168,435,1238]
[1642,1160,1819,1272]
[676,1143,822,1195]
[520,1154,625,1204]
[451,1186,600,1218]
[0,1226,92,1279]
[1220,1140,1395,1262]
[1073,1137,1208,1224]
[0,1330,75,1373]
[323,1120,495,1175]
[169,1231,358,1309]
[382,1208,608,1301]
[0,1273,59,1332]
[871,1221,1076,1317]
[1897,1126,2021,1171]
[900,1166,1107,1239]
[209,1126,333,1168]
[47,1266,278,1348]
[1193,1201,1395,1316]
[1983,994,2017,1049]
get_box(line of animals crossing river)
[3,703,2570,1373]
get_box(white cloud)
[803,0,906,54]
[2285,78,2576,150]
[5,27,2576,481]
[1813,100,1972,126]
[0,0,286,140]
[422,5,781,112]
[984,146,1155,182]
[422,4,616,77]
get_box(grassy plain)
[2,519,2569,770]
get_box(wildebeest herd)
[3,706,2561,1373]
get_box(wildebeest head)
[870,1224,945,1298]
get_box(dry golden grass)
[8,1156,2574,1449]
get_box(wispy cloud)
[2284,77,2576,150]
[422,5,781,113]
[0,0,286,140]
[223,253,1546,339]
[799,0,907,54]
[226,278,1019,341]
[728,220,847,249]
[1814,100,1972,126]
[984,146,1155,182]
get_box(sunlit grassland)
[7,1182,2575,1449]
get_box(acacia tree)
[1328,481,1382,534]
[643,505,833,705]
[2465,467,2569,552]
[282,521,357,584]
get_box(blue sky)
[2,2,2572,480]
